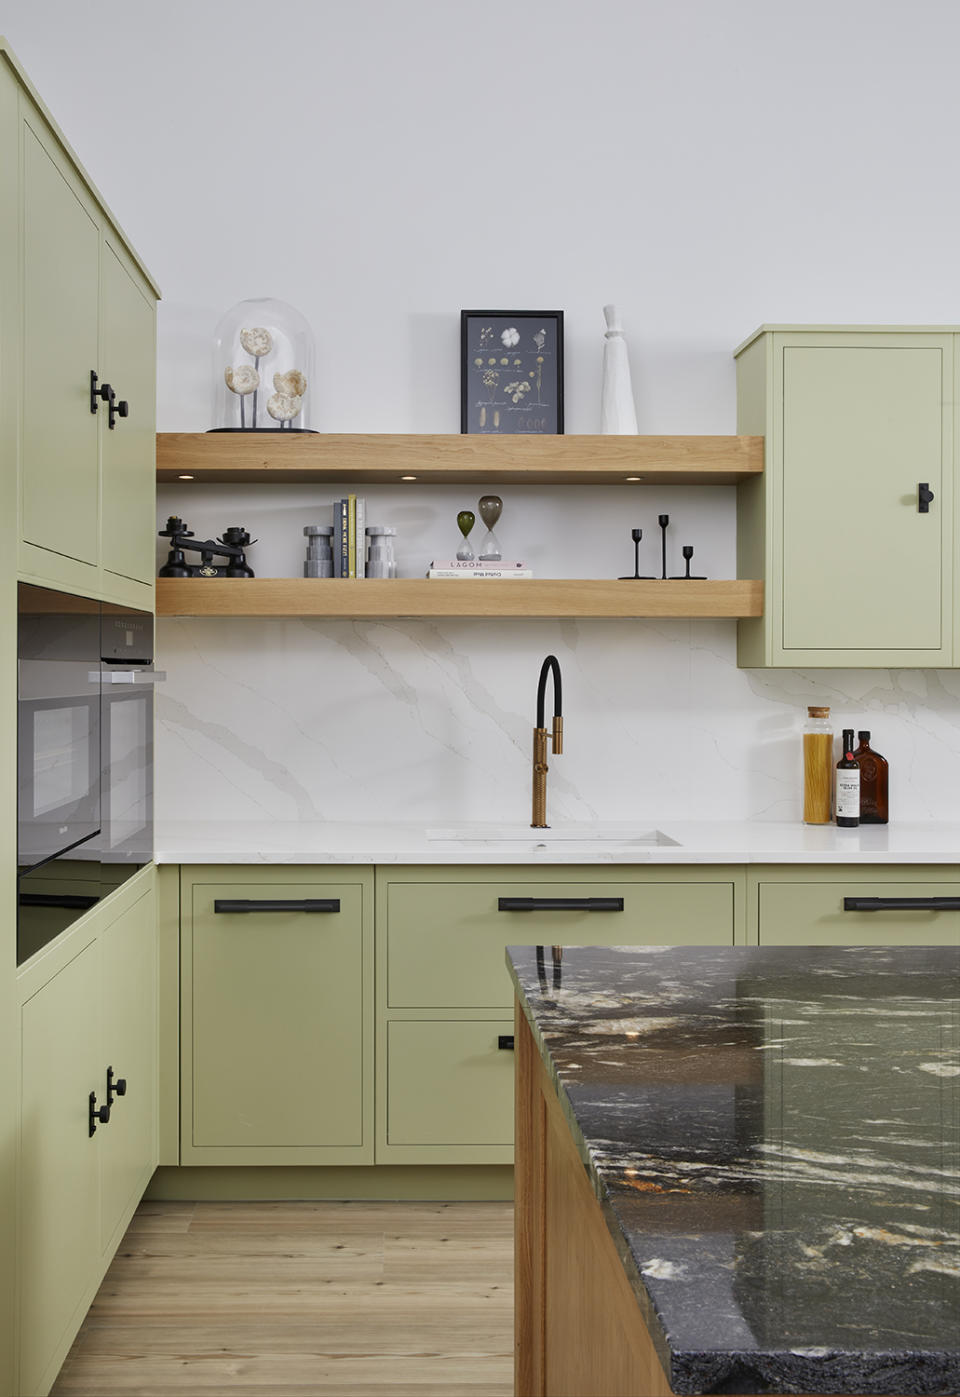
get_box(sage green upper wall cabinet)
[736,327,955,667]
[1,42,160,607]
[21,115,101,579]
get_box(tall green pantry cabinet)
[1,38,161,1397]
[736,327,955,667]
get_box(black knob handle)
[88,1091,110,1137]
[918,482,935,513]
[497,1035,515,1050]
[107,393,128,430]
[106,1065,127,1108]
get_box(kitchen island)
[508,944,959,1396]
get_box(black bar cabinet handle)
[213,898,341,914]
[498,896,624,912]
[918,482,935,513]
[498,1035,515,1050]
[843,895,960,912]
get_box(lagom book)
[429,560,527,569]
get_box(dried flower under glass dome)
[212,298,316,431]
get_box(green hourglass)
[478,494,503,561]
[456,510,476,561]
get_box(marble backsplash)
[155,616,960,826]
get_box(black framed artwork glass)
[460,310,564,434]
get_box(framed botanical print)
[460,310,564,434]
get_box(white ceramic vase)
[600,303,638,434]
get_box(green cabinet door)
[21,112,100,575]
[736,328,954,667]
[182,877,373,1165]
[759,879,960,945]
[98,887,157,1252]
[384,877,735,1010]
[387,1019,515,1147]
[782,344,947,653]
[100,236,157,587]
[19,941,101,1397]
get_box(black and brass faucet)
[532,655,563,828]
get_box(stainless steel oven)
[17,584,101,870]
[17,586,157,965]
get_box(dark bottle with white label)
[853,731,889,824]
[835,728,860,827]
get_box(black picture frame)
[461,310,564,435]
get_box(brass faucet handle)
[551,715,563,754]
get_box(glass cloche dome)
[211,297,316,432]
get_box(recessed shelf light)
[178,474,195,480]
[400,475,417,481]
[625,475,643,482]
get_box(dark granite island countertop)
[507,944,960,1397]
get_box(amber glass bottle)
[835,729,860,827]
[853,731,889,824]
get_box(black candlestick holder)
[670,544,706,580]
[618,527,655,580]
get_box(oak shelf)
[156,578,763,620]
[157,432,763,485]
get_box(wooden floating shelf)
[156,578,763,620]
[157,433,763,485]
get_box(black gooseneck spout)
[536,655,562,729]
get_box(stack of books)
[426,560,533,579]
[332,495,366,577]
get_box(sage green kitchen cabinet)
[99,233,158,588]
[17,873,157,1397]
[376,866,741,1163]
[2,41,159,606]
[20,107,101,587]
[180,868,374,1166]
[19,938,101,1397]
[98,887,158,1250]
[754,866,960,946]
[736,326,955,667]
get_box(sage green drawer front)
[760,881,960,945]
[187,882,368,1151]
[386,880,734,1008]
[387,1020,515,1146]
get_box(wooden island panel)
[513,1007,905,1397]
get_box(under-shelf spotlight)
[178,474,195,480]
[625,475,643,482]
[400,475,417,481]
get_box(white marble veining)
[155,614,960,838]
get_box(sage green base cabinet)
[375,867,741,1163]
[17,871,157,1397]
[1,41,159,608]
[736,326,956,667]
[179,868,374,1166]
[751,866,960,945]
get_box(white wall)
[8,0,960,825]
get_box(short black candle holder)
[669,544,706,580]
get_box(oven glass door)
[101,673,154,867]
[17,585,101,869]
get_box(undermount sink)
[426,824,680,848]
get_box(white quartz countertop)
[154,819,960,865]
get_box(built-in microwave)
[17,585,157,965]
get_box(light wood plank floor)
[51,1200,514,1396]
